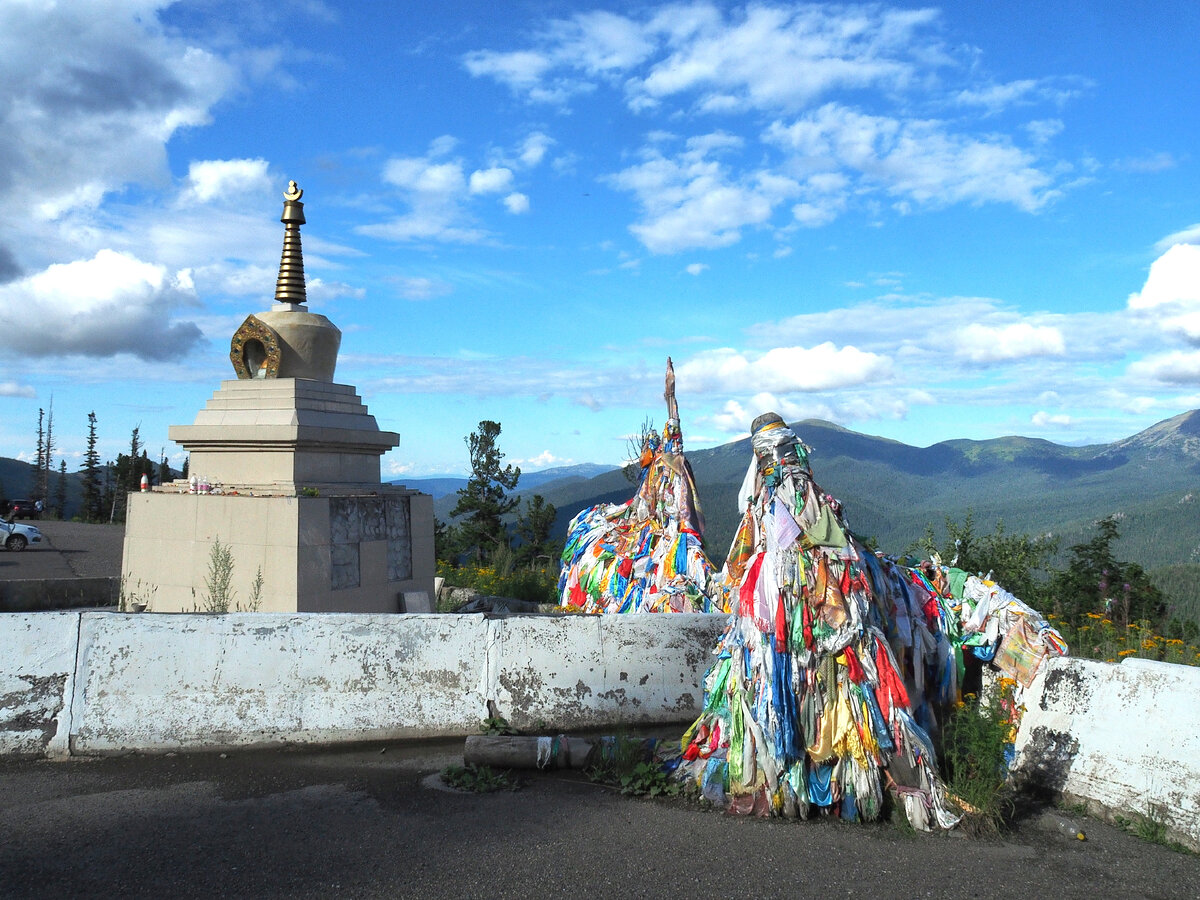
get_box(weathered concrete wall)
[487,614,720,731]
[0,577,118,612]
[0,613,79,757]
[1015,655,1200,851]
[2,611,728,757]
[70,612,489,753]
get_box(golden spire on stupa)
[274,180,307,306]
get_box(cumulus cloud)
[362,138,538,242]
[1155,224,1200,253]
[180,158,272,204]
[1128,350,1200,385]
[676,344,892,394]
[1127,244,1200,343]
[469,167,514,194]
[685,263,708,275]
[0,250,202,359]
[607,132,798,253]
[1032,410,1073,427]
[515,450,572,469]
[0,381,36,398]
[955,322,1066,362]
[503,192,530,214]
[0,1,236,224]
[518,132,554,167]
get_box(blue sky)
[2,1,1199,478]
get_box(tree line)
[6,408,181,524]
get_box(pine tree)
[40,400,55,502]
[449,420,520,561]
[35,407,44,498]
[82,412,102,523]
[55,460,67,519]
[158,448,171,486]
[514,494,558,564]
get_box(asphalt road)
[0,520,124,580]
[2,742,1197,899]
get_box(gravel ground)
[1,744,1196,899]
[0,520,124,580]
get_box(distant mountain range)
[396,463,618,500]
[427,410,1200,578]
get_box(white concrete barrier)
[1,610,728,757]
[0,612,80,757]
[1015,655,1200,851]
[70,612,491,754]
[486,613,722,731]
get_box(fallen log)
[463,734,597,770]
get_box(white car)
[1,518,43,551]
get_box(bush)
[437,551,559,606]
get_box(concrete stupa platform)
[121,182,435,614]
[169,378,400,488]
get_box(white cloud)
[516,450,572,469]
[607,133,798,253]
[1127,244,1200,344]
[466,4,1066,244]
[955,322,1066,362]
[1155,224,1200,253]
[503,192,530,214]
[469,167,514,194]
[0,1,237,225]
[765,103,1057,214]
[685,263,708,275]
[0,250,202,359]
[1114,152,1178,174]
[181,158,271,204]
[1025,119,1064,145]
[518,132,554,167]
[361,143,486,244]
[0,381,36,398]
[1127,350,1200,385]
[1032,411,1073,427]
[677,343,892,394]
[392,276,453,301]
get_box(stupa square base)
[122,490,434,613]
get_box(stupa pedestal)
[121,182,435,613]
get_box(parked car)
[1,518,43,551]
[8,499,40,519]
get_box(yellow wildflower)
[1086,612,1102,620]
[1119,649,1137,657]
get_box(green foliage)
[299,487,320,497]
[200,538,237,613]
[939,681,1017,835]
[1048,515,1166,628]
[618,761,680,798]
[1051,615,1200,666]
[450,420,521,561]
[246,566,264,612]
[481,715,518,736]
[1115,807,1193,853]
[917,510,1057,606]
[436,558,559,606]
[513,493,559,564]
[585,735,678,798]
[440,763,519,793]
[1149,563,1200,630]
